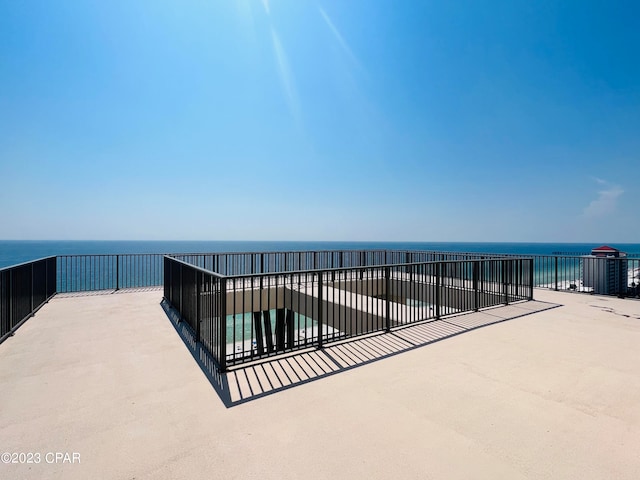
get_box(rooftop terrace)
[1,250,639,479]
[1,288,640,479]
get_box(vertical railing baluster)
[30,262,34,314]
[529,258,534,300]
[317,271,323,349]
[473,260,479,311]
[219,277,227,371]
[8,269,13,330]
[503,260,509,305]
[195,271,201,343]
[179,264,183,314]
[385,265,391,331]
[435,262,441,319]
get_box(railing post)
[195,271,201,343]
[116,255,120,291]
[53,256,57,296]
[45,257,48,301]
[385,266,391,331]
[554,256,558,291]
[409,253,413,282]
[435,262,441,319]
[503,260,509,305]
[317,271,323,349]
[30,262,34,313]
[473,260,479,311]
[529,258,534,300]
[405,252,410,277]
[8,269,13,330]
[163,257,168,301]
[219,277,227,372]
[179,265,183,314]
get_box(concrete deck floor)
[1,288,639,479]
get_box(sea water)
[2,240,640,269]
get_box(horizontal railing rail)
[172,250,399,275]
[0,256,56,344]
[170,250,520,276]
[163,256,533,370]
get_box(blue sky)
[1,0,638,242]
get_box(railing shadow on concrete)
[161,298,560,408]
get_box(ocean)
[1,240,639,269]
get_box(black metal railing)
[164,256,228,369]
[391,250,639,297]
[2,248,637,351]
[532,255,639,296]
[171,250,521,276]
[3,249,636,297]
[163,255,533,369]
[173,250,403,275]
[0,256,56,344]
[57,254,165,292]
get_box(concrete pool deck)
[1,288,639,479]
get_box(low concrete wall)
[285,285,386,336]
[332,276,511,311]
[220,276,524,334]
[224,287,285,315]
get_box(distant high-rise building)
[582,246,628,296]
